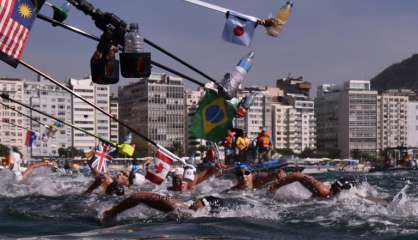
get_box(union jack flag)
[89,143,116,174]
[0,0,45,67]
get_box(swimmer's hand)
[102,209,116,222]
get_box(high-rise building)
[118,73,185,155]
[69,77,110,152]
[271,103,292,149]
[316,80,377,158]
[110,95,119,143]
[23,77,72,158]
[235,87,272,139]
[376,90,410,151]
[276,76,311,97]
[407,97,418,148]
[0,78,24,152]
[286,95,316,153]
[184,88,204,155]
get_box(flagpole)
[0,94,115,147]
[15,59,159,147]
[36,14,217,88]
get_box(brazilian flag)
[190,89,237,142]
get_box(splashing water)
[2,170,418,239]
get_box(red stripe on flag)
[156,149,174,165]
[9,25,24,58]
[0,0,14,45]
[3,21,19,53]
[16,30,28,59]
[0,21,15,50]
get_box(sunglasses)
[117,171,129,178]
[238,170,252,176]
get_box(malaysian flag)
[89,143,116,174]
[0,0,45,67]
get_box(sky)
[1,0,418,95]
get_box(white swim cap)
[133,173,146,186]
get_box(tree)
[300,148,319,158]
[351,149,362,159]
[58,147,84,158]
[168,141,184,157]
[327,148,341,159]
[0,144,10,156]
[276,148,294,156]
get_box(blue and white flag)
[222,11,258,47]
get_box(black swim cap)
[331,177,359,194]
[201,196,224,212]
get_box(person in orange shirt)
[256,128,272,163]
[223,130,236,164]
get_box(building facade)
[118,73,185,155]
[23,77,73,158]
[0,78,24,152]
[185,88,204,155]
[316,80,377,158]
[69,77,110,152]
[110,95,119,143]
[376,90,409,151]
[234,87,272,139]
[407,99,418,148]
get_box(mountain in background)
[371,54,418,92]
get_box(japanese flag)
[222,11,258,47]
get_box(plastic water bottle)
[124,23,144,53]
[266,1,293,37]
[222,51,255,97]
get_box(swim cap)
[236,163,253,173]
[330,177,359,193]
[201,196,224,213]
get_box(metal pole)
[36,14,212,88]
[0,94,115,146]
[16,59,158,147]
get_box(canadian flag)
[145,148,174,185]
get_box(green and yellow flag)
[190,89,237,142]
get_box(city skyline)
[0,1,417,95]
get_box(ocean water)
[1,168,418,239]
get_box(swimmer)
[103,192,224,220]
[168,164,226,192]
[268,170,359,198]
[84,170,131,196]
[1,150,55,181]
[227,163,282,191]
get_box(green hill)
[371,54,418,91]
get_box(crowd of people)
[223,127,273,164]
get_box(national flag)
[0,0,45,67]
[24,129,36,146]
[145,148,174,185]
[89,143,116,174]
[190,89,237,142]
[222,11,258,46]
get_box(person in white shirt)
[1,150,55,181]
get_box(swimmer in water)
[1,150,55,181]
[268,170,359,198]
[103,192,224,221]
[226,163,283,191]
[84,170,131,196]
[168,164,227,192]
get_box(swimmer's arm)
[103,192,184,220]
[84,176,104,194]
[269,172,331,198]
[21,161,52,180]
[194,167,219,185]
[254,172,279,188]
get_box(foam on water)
[3,170,418,239]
